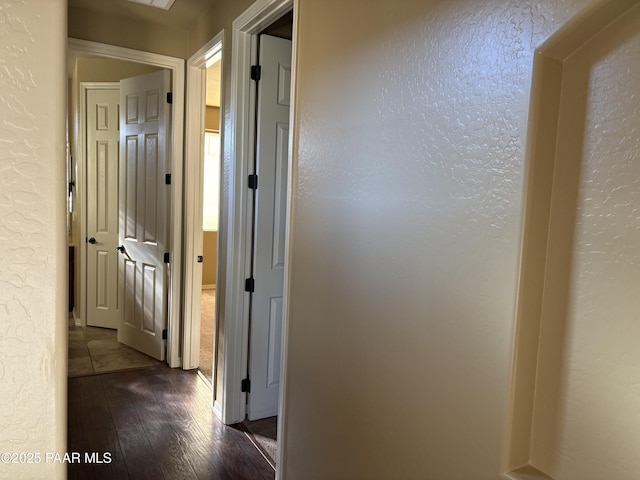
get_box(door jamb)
[183,32,224,383]
[222,0,294,426]
[69,38,185,368]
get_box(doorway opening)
[239,14,293,469]
[182,34,224,399]
[199,54,222,384]
[67,39,186,376]
[215,0,295,429]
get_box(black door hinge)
[245,277,255,293]
[167,92,173,104]
[197,255,204,263]
[162,329,168,340]
[250,65,261,81]
[248,174,258,190]
[164,252,170,264]
[241,378,251,393]
[165,173,171,185]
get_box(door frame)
[247,33,293,421]
[70,38,185,368]
[221,0,296,431]
[183,32,224,379]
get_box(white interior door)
[117,70,171,361]
[86,86,120,329]
[248,34,292,421]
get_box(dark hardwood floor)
[68,365,275,480]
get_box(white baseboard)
[202,284,216,290]
[213,399,224,420]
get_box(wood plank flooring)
[68,365,275,480]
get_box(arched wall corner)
[504,1,640,478]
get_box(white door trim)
[223,0,295,428]
[69,38,185,368]
[183,32,224,380]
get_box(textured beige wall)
[0,0,68,478]
[68,6,189,59]
[76,58,161,83]
[280,0,604,479]
[188,0,253,59]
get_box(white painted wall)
[0,1,67,479]
[279,0,605,479]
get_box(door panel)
[271,122,289,268]
[248,34,292,421]
[267,297,283,387]
[117,70,170,361]
[86,87,120,329]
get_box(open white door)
[247,34,292,421]
[86,86,120,329]
[117,70,171,361]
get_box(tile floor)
[67,317,162,377]
[68,289,216,378]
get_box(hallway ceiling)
[68,0,218,29]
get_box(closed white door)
[86,86,120,329]
[117,70,171,361]
[248,35,292,421]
